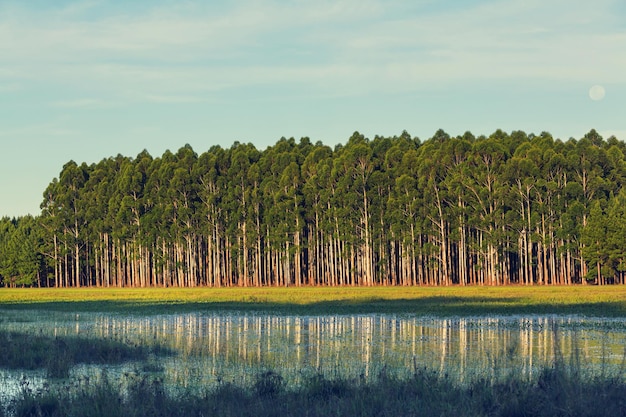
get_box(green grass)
[1,286,626,316]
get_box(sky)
[1,0,625,217]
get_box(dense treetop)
[1,128,625,288]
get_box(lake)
[1,310,625,405]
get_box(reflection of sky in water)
[1,312,625,402]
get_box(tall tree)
[10,128,624,288]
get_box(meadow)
[1,285,626,316]
[1,286,626,416]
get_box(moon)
[589,85,606,101]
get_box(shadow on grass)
[1,295,625,317]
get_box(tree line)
[1,128,625,288]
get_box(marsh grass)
[0,330,171,378]
[4,317,626,417]
[2,288,626,415]
[8,362,626,417]
[1,286,626,316]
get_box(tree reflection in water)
[1,312,625,393]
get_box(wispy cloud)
[50,98,117,108]
[328,0,626,84]
[0,123,79,138]
[0,82,21,92]
[0,0,624,102]
[143,94,210,104]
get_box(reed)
[8,363,625,417]
[0,330,170,378]
[3,309,625,416]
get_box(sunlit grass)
[1,285,625,316]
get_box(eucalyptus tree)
[0,216,44,287]
[535,134,571,284]
[246,159,264,287]
[462,131,511,285]
[604,190,626,284]
[367,135,395,285]
[581,200,610,284]
[167,145,200,287]
[145,150,178,286]
[279,160,304,285]
[194,146,226,286]
[441,133,474,285]
[23,127,626,288]
[40,178,63,286]
[82,156,120,287]
[0,217,13,286]
[302,142,334,285]
[383,131,418,285]
[416,130,454,285]
[49,161,91,287]
[259,137,302,286]
[329,132,376,285]
[569,132,612,280]
[507,138,540,285]
[113,151,153,287]
[225,142,260,286]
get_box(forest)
[1,128,626,288]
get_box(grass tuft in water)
[253,371,284,398]
[0,330,171,379]
[8,365,626,417]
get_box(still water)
[1,311,625,400]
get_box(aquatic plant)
[7,364,626,417]
[0,330,171,379]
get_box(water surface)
[1,311,625,401]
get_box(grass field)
[1,285,625,316]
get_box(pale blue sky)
[1,0,625,217]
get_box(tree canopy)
[1,128,624,288]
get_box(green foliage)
[4,128,626,287]
[0,216,43,287]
